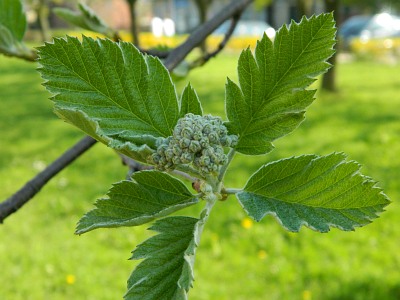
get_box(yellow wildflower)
[241,217,253,229]
[302,290,312,300]
[66,274,76,285]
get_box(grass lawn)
[1,51,400,300]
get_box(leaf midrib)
[96,197,195,215]
[237,17,331,146]
[244,191,384,210]
[246,168,381,210]
[47,39,166,137]
[154,63,175,136]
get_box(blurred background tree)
[25,0,79,41]
[20,0,399,93]
[125,0,140,46]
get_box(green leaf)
[0,0,26,41]
[237,153,390,232]
[76,171,199,234]
[126,216,201,300]
[0,24,14,49]
[225,13,336,155]
[179,82,203,117]
[54,3,116,39]
[37,36,181,161]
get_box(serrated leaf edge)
[75,170,200,234]
[237,152,390,232]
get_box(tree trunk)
[322,0,339,92]
[296,0,314,18]
[127,0,140,47]
[297,0,306,16]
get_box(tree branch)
[0,0,254,223]
[164,0,253,71]
[138,47,170,58]
[0,136,97,223]
[189,13,241,69]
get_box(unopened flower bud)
[165,148,174,160]
[181,127,193,139]
[181,151,194,164]
[208,132,219,143]
[179,138,191,149]
[189,140,201,153]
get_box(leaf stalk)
[218,148,236,182]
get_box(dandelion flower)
[241,217,253,229]
[66,274,76,285]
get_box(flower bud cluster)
[149,113,238,175]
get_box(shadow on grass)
[326,279,400,300]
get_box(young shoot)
[37,13,390,300]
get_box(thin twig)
[119,154,152,179]
[189,13,241,69]
[164,0,253,71]
[138,47,170,58]
[0,136,97,223]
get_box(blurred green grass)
[0,53,399,300]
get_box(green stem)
[200,192,217,221]
[176,164,204,180]
[193,192,217,249]
[170,169,198,182]
[218,148,236,182]
[222,187,242,194]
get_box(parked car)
[213,20,276,40]
[339,13,400,52]
[338,15,371,50]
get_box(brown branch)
[0,136,97,223]
[137,47,170,58]
[189,13,241,69]
[0,0,254,223]
[164,0,254,71]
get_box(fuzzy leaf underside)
[37,36,186,161]
[56,107,154,162]
[76,171,199,234]
[226,13,336,155]
[126,216,200,300]
[54,3,115,38]
[237,153,390,232]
